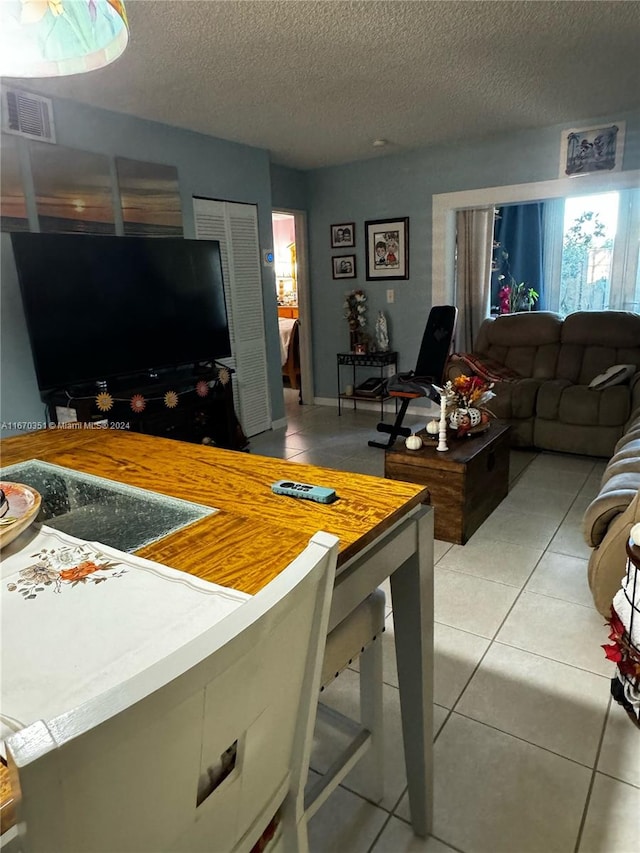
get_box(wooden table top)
[1,428,429,835]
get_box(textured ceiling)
[12,0,640,170]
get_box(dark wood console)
[45,367,248,451]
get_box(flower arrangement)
[498,280,539,314]
[344,289,367,331]
[444,375,496,411]
[441,374,496,435]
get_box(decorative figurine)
[375,310,389,352]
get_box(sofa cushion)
[489,378,540,420]
[557,384,630,427]
[475,313,562,380]
[601,456,640,488]
[562,310,640,348]
[617,427,640,452]
[536,379,572,421]
[607,438,640,464]
[558,312,640,385]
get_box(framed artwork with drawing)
[330,222,355,248]
[559,123,625,177]
[332,255,356,279]
[365,217,409,280]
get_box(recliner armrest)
[582,484,639,548]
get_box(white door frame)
[273,207,314,403]
[432,169,640,308]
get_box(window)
[550,188,640,314]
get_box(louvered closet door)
[193,197,271,437]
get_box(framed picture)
[560,122,625,177]
[331,222,355,248]
[332,255,356,279]
[365,217,409,280]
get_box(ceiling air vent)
[2,89,56,143]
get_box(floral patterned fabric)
[1,525,249,742]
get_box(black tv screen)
[11,232,232,392]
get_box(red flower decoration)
[602,643,623,663]
[130,394,146,413]
[196,380,209,398]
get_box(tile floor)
[251,391,640,853]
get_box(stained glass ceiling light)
[0,0,128,78]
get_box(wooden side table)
[384,422,511,544]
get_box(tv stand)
[45,367,248,451]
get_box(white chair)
[305,588,386,818]
[4,532,339,853]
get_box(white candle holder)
[433,385,448,452]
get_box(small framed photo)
[331,222,355,248]
[365,217,409,280]
[332,255,356,279]
[560,122,625,177]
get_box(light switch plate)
[386,289,395,304]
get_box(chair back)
[7,532,339,853]
[414,305,458,382]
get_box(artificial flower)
[344,289,367,331]
[196,380,210,398]
[164,391,179,409]
[218,367,230,386]
[59,560,101,582]
[95,392,114,412]
[130,394,146,413]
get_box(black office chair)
[368,305,458,449]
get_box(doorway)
[271,209,313,404]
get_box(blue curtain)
[491,203,545,311]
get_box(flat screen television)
[11,232,232,393]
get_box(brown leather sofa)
[447,310,640,457]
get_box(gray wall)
[270,164,308,211]
[3,99,639,434]
[1,96,285,436]
[306,109,640,397]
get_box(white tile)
[372,818,457,853]
[368,614,489,708]
[509,449,538,482]
[287,449,354,467]
[598,700,640,787]
[469,506,560,549]
[433,539,452,564]
[312,664,447,812]
[525,551,593,608]
[431,714,591,853]
[435,567,520,639]
[433,703,449,737]
[548,516,593,560]
[579,773,640,853]
[434,623,490,709]
[308,781,388,853]
[528,452,596,475]
[516,466,588,494]
[311,669,406,811]
[499,481,576,520]
[439,537,543,587]
[496,592,615,678]
[456,643,610,765]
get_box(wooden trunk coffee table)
[384,422,511,544]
